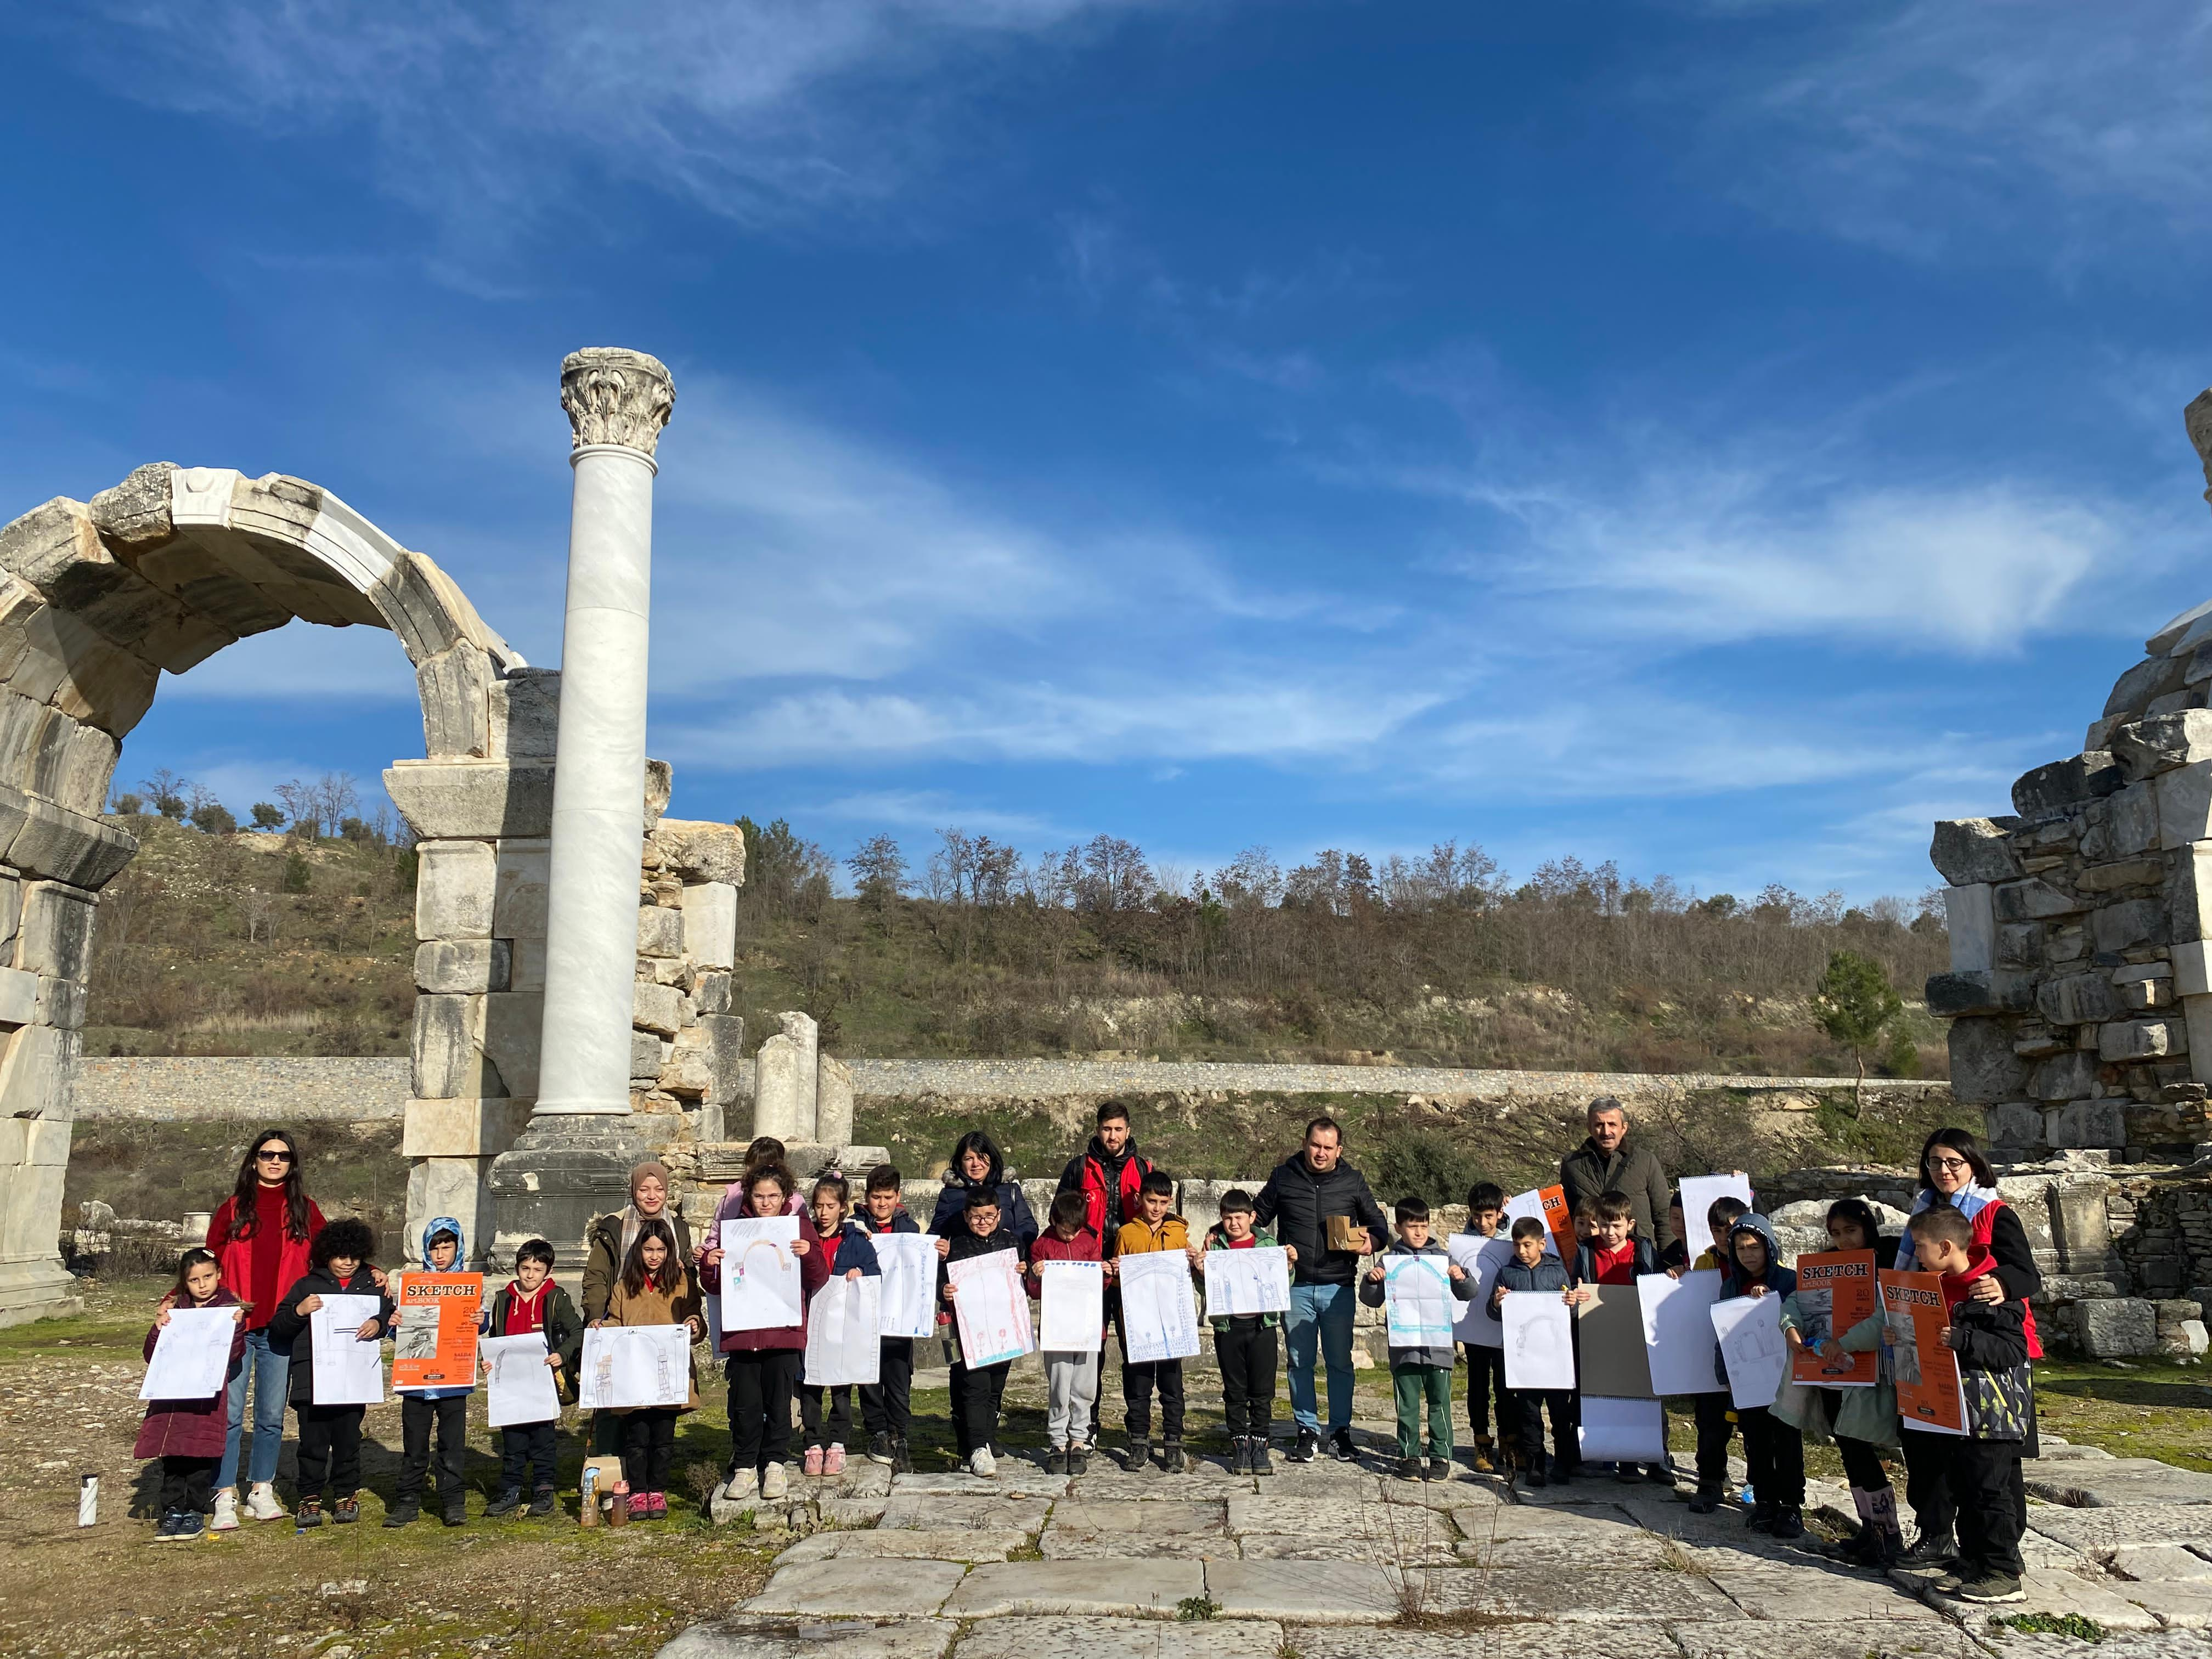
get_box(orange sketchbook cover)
[1792,1251,1878,1386]
[391,1273,484,1390]
[1880,1269,1966,1435]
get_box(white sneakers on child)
[969,1447,997,1477]
[210,1489,239,1532]
[723,1469,758,1502]
[760,1462,790,1499]
[244,1483,286,1522]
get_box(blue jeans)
[217,1328,290,1491]
[1285,1282,1357,1434]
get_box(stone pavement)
[657,1434,2212,1657]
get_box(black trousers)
[1694,1393,1737,1493]
[397,1393,469,1505]
[726,1350,800,1474]
[1466,1343,1514,1443]
[1838,1434,1891,1493]
[159,1455,216,1514]
[800,1385,853,1449]
[1217,1319,1277,1438]
[1516,1388,1577,1470]
[1909,1435,2025,1576]
[1739,1405,1804,1508]
[500,1421,559,1492]
[1124,1358,1186,1441]
[621,1408,678,1493]
[860,1338,913,1441]
[949,1359,1011,1457]
[296,1403,364,1499]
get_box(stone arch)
[0,461,550,1322]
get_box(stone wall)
[73,1056,408,1120]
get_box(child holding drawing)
[702,1164,827,1504]
[1204,1188,1293,1476]
[859,1165,922,1471]
[1568,1190,1669,1484]
[266,1217,388,1529]
[1906,1204,2032,1605]
[1711,1215,1805,1537]
[1492,1216,1578,1486]
[1682,1192,1752,1515]
[1028,1188,1106,1474]
[1362,1196,1471,1481]
[385,1217,478,1528]
[484,1238,582,1519]
[138,1248,246,1541]
[940,1186,1027,1476]
[594,1217,705,1519]
[1115,1169,1193,1474]
[799,1173,881,1477]
[1460,1182,1514,1475]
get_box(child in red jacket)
[1028,1190,1105,1474]
[138,1248,247,1541]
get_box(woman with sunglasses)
[1894,1126,2044,1568]
[201,1127,328,1530]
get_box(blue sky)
[3,1,2208,903]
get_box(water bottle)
[77,1475,97,1528]
[580,1466,599,1528]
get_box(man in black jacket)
[1054,1102,1154,1447]
[1558,1098,1673,1249]
[1252,1116,1390,1464]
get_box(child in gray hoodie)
[1361,1197,1472,1481]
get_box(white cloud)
[805,789,1058,837]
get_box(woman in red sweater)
[202,1127,328,1530]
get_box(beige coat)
[602,1267,703,1412]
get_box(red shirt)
[502,1279,551,1337]
[1592,1242,1637,1285]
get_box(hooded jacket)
[392,1215,478,1400]
[1056,1135,1154,1254]
[136,1286,247,1460]
[1359,1236,1472,1369]
[1718,1215,1797,1301]
[268,1261,391,1406]
[928,1148,1039,1249]
[1251,1152,1391,1287]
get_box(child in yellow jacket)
[1115,1170,1192,1472]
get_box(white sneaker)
[969,1447,997,1477]
[760,1462,789,1500]
[210,1490,239,1532]
[244,1482,286,1521]
[722,1469,758,1501]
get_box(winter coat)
[1942,1251,2034,1442]
[1717,1215,1797,1301]
[939,1222,1026,1342]
[1573,1237,1661,1285]
[267,1264,391,1406]
[1897,1186,2044,1359]
[134,1288,246,1460]
[487,1280,585,1404]
[391,1215,477,1400]
[1252,1154,1390,1286]
[582,1207,695,1325]
[701,1212,830,1355]
[1028,1226,1107,1347]
[814,1221,883,1285]
[1495,1255,1572,1296]
[1056,1137,1154,1254]
[1558,1135,1673,1249]
[1203,1226,1282,1331]
[928,1149,1040,1250]
[1775,1240,1900,1449]
[1359,1237,1471,1369]
[206,1189,327,1333]
[601,1265,704,1412]
[1115,1213,1190,1259]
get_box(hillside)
[78,811,1950,1082]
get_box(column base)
[486,1114,653,1270]
[0,1255,84,1329]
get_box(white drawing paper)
[1500,1291,1576,1390]
[310,1295,386,1406]
[1200,1246,1293,1318]
[140,1307,235,1401]
[1711,1292,1788,1410]
[1579,1395,1667,1462]
[1502,1189,1561,1256]
[872,1233,939,1340]
[719,1217,803,1333]
[1038,1261,1105,1352]
[1119,1250,1202,1363]
[578,1325,690,1410]
[1680,1172,1755,1262]
[804,1275,883,1386]
[1448,1233,1516,1347]
[948,1249,1036,1368]
[1639,1269,1727,1396]
[482,1333,561,1427]
[1383,1255,1457,1348]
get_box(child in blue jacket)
[1716,1214,1805,1538]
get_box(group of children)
[137,1152,2039,1603]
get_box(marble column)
[487,348,675,1262]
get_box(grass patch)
[1992,1611,2106,1641]
[2032,1360,2212,1472]
[1175,1594,1221,1621]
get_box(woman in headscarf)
[580,1161,696,1460]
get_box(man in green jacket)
[1557,1097,1673,1249]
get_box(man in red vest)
[1054,1102,1154,1445]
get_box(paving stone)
[1706,1565,1946,1622]
[2115,1544,2212,1580]
[1377,1479,1508,1512]
[1454,1529,1675,1568]
[1928,1568,2162,1633]
[657,1616,956,1659]
[892,1471,1068,1499]
[2024,1460,2212,1509]
[1045,1499,1225,1533]
[777,1529,1032,1564]
[1668,1620,1985,1659]
[2114,1579,2212,1628]
[1241,1532,1463,1566]
[877,1496,1051,1531]
[746,1560,967,1617]
[1428,1566,1743,1623]
[1200,1559,1402,1622]
[819,1499,891,1527]
[943,1560,1206,1618]
[1288,1628,1685,1659]
[1039,1533,1232,1560]
[949,1618,1284,1659]
[2029,1505,2212,1553]
[790,1464,894,1499]
[1226,1495,1370,1533]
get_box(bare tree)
[847,834,909,908]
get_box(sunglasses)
[256,1149,294,1164]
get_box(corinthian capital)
[560,348,676,457]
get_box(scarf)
[1895,1182,2000,1269]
